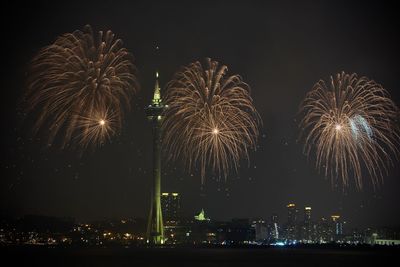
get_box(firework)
[24,25,139,149]
[299,72,399,189]
[162,58,260,182]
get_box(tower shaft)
[146,118,164,244]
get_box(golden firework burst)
[24,25,139,149]
[162,58,260,182]
[299,72,399,189]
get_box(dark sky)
[1,0,399,229]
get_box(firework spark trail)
[299,72,399,190]
[24,25,139,149]
[75,108,117,149]
[162,58,260,183]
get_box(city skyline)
[1,0,400,232]
[3,197,399,247]
[0,191,389,231]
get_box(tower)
[146,71,165,244]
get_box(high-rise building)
[270,213,279,240]
[271,214,278,224]
[161,193,181,224]
[252,219,268,242]
[286,203,298,241]
[303,207,312,242]
[287,203,298,224]
[331,215,343,240]
[317,217,330,242]
[304,207,312,222]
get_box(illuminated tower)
[146,71,165,244]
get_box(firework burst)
[162,58,260,182]
[299,72,399,189]
[24,25,139,149]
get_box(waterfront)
[1,246,398,266]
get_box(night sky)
[1,0,399,229]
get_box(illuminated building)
[145,71,165,245]
[303,207,312,242]
[304,207,312,222]
[161,192,181,224]
[269,213,279,240]
[374,239,400,246]
[331,215,343,240]
[286,203,298,241]
[194,209,210,221]
[287,203,298,224]
[226,219,254,244]
[253,219,268,241]
[316,217,330,243]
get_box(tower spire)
[152,71,161,105]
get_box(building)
[303,207,312,242]
[269,213,279,241]
[161,192,181,224]
[194,209,210,221]
[374,239,400,246]
[287,203,298,225]
[252,219,268,242]
[304,207,312,222]
[331,215,343,241]
[226,219,255,244]
[316,217,330,243]
[286,203,298,241]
